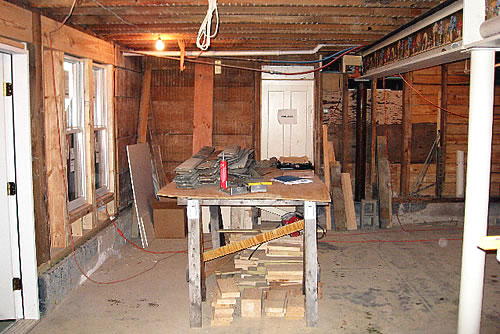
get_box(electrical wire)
[319,238,462,244]
[49,0,78,34]
[92,0,141,28]
[196,0,219,51]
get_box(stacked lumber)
[266,244,303,257]
[211,278,240,326]
[241,288,262,318]
[286,295,305,319]
[265,264,303,285]
[264,290,287,317]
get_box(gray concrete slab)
[30,223,500,334]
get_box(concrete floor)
[31,222,499,334]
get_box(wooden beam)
[84,59,97,229]
[136,60,151,143]
[331,165,347,230]
[354,81,367,201]
[29,12,51,265]
[341,173,357,230]
[192,61,214,153]
[0,0,32,43]
[203,219,304,262]
[400,72,412,197]
[370,79,378,199]
[436,64,448,197]
[314,71,322,174]
[377,136,392,228]
[322,124,332,230]
[253,71,261,161]
[341,74,349,171]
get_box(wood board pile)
[211,278,240,326]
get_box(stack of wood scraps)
[241,288,262,318]
[286,295,305,319]
[212,278,240,326]
[264,290,287,317]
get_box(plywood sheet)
[127,143,155,247]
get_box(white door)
[261,80,314,162]
[0,52,20,319]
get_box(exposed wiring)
[319,238,461,244]
[92,0,141,28]
[49,0,78,34]
[196,0,219,51]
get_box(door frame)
[0,43,39,320]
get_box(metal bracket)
[3,82,12,97]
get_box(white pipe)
[457,49,495,334]
[122,44,356,57]
[456,150,465,198]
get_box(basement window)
[93,65,109,195]
[64,57,87,210]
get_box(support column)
[355,81,367,201]
[209,205,222,249]
[341,74,349,171]
[187,199,202,328]
[304,201,318,327]
[400,72,412,197]
[457,49,495,334]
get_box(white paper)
[277,109,297,125]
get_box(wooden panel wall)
[150,57,257,181]
[115,56,143,209]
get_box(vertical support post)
[457,49,495,334]
[137,61,151,144]
[304,201,318,327]
[253,72,261,161]
[187,199,202,328]
[401,72,412,197]
[314,72,322,174]
[355,81,367,201]
[436,64,448,197]
[342,74,349,171]
[209,205,221,249]
[193,62,214,154]
[370,79,378,199]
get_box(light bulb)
[155,38,165,51]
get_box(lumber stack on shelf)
[241,288,262,318]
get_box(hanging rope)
[196,0,219,51]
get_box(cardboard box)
[150,197,187,239]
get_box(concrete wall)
[38,209,133,315]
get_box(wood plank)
[370,79,378,198]
[136,61,152,143]
[253,71,261,160]
[377,136,392,228]
[43,48,68,248]
[0,1,32,43]
[342,74,349,169]
[209,205,222,249]
[127,143,155,247]
[187,199,202,328]
[304,201,318,327]
[241,287,262,318]
[322,124,332,230]
[84,59,96,229]
[41,16,114,65]
[331,165,347,230]
[401,72,412,197]
[203,219,304,262]
[192,62,214,154]
[436,64,448,197]
[30,12,51,265]
[216,278,240,299]
[341,173,357,230]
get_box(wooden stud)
[30,12,51,264]
[314,71,322,173]
[209,205,221,249]
[187,199,202,328]
[192,61,214,154]
[436,64,448,198]
[105,64,117,213]
[377,136,392,228]
[84,59,97,229]
[355,81,367,201]
[304,201,318,327]
[322,124,332,230]
[331,165,347,230]
[400,72,412,197]
[137,61,151,143]
[43,48,69,248]
[342,74,349,171]
[253,71,261,161]
[341,173,357,230]
[370,79,378,199]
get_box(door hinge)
[3,82,13,97]
[13,277,22,291]
[7,182,16,196]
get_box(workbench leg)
[209,205,221,249]
[304,201,318,327]
[187,199,202,328]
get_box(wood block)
[286,295,305,319]
[341,173,357,230]
[241,288,262,318]
[265,290,287,315]
[217,278,240,298]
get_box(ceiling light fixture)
[155,37,165,51]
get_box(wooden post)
[253,71,261,161]
[355,81,367,201]
[30,12,51,264]
[370,79,378,199]
[331,165,347,230]
[84,59,96,228]
[187,199,202,328]
[314,72,322,174]
[322,124,332,230]
[137,61,151,143]
[377,136,392,228]
[192,62,214,154]
[400,72,412,197]
[342,74,349,171]
[304,201,318,327]
[209,205,221,249]
[436,64,448,197]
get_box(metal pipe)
[457,49,495,334]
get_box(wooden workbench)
[157,173,330,328]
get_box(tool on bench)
[281,212,303,237]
